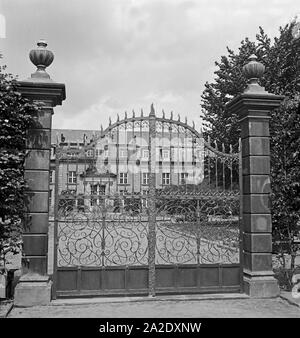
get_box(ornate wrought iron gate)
[52,107,242,298]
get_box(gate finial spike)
[178,114,180,122]
[162,109,165,119]
[132,109,135,118]
[170,111,173,120]
[100,124,103,135]
[109,117,112,126]
[185,116,187,124]
[222,143,225,152]
[214,140,218,149]
[117,113,120,122]
[230,144,233,153]
[150,103,155,117]
[192,120,195,129]
[141,108,144,117]
[125,111,127,119]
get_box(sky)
[0,0,299,131]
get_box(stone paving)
[8,296,300,318]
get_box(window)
[91,184,105,196]
[86,150,93,157]
[162,150,169,160]
[68,171,77,184]
[162,173,170,185]
[142,173,149,185]
[180,172,188,184]
[119,173,128,184]
[99,185,106,195]
[142,149,149,158]
[90,184,105,206]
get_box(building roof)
[51,127,202,146]
[51,129,99,145]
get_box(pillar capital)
[16,80,66,107]
[226,92,284,120]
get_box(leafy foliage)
[0,60,39,268]
[201,22,300,285]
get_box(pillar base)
[14,273,52,307]
[244,273,279,298]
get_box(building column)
[227,55,284,297]
[14,40,65,306]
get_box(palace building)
[49,122,205,213]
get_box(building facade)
[50,126,205,213]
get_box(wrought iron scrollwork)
[57,196,149,267]
[155,194,240,265]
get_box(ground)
[7,295,300,318]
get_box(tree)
[201,37,258,150]
[201,21,300,288]
[0,59,39,269]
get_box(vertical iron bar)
[66,147,69,191]
[161,121,164,189]
[139,119,142,195]
[116,126,119,193]
[148,107,156,297]
[132,120,135,194]
[182,127,185,187]
[101,215,105,267]
[108,131,111,196]
[196,199,201,265]
[169,123,172,186]
[52,147,61,299]
[177,126,180,185]
[83,147,86,197]
[125,121,128,194]
[192,135,195,192]
[75,148,79,195]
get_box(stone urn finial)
[29,39,54,79]
[242,54,266,93]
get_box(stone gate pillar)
[14,40,65,306]
[227,55,284,297]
